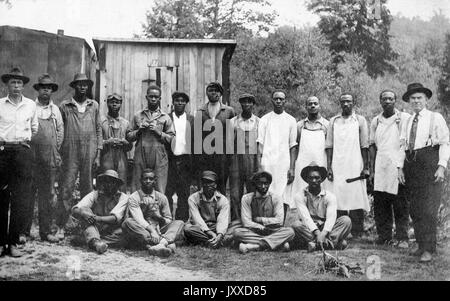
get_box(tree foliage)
[141,0,277,39]
[307,0,397,78]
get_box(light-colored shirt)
[35,99,64,149]
[325,112,369,149]
[399,108,450,168]
[0,95,38,142]
[294,188,337,233]
[74,99,88,113]
[188,190,230,235]
[172,112,188,156]
[72,190,128,223]
[297,116,329,144]
[230,114,259,132]
[240,192,284,229]
[127,190,172,229]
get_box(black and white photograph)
[0,0,449,284]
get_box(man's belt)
[0,141,30,149]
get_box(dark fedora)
[300,161,328,182]
[238,93,256,104]
[402,83,433,102]
[251,170,272,184]
[106,93,123,102]
[201,170,218,183]
[97,170,124,186]
[70,73,93,88]
[1,66,30,84]
[33,73,58,92]
[206,82,224,95]
[172,91,190,103]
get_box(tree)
[438,33,450,106]
[141,0,276,39]
[0,0,11,8]
[308,0,397,78]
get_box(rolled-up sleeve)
[241,195,262,229]
[216,197,230,235]
[127,193,150,229]
[72,191,96,213]
[110,193,129,223]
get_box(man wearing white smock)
[369,90,410,248]
[284,96,329,208]
[326,93,370,238]
[257,90,297,218]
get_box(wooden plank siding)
[93,38,236,125]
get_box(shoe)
[9,245,24,257]
[167,243,176,254]
[238,243,260,254]
[55,227,65,240]
[281,242,290,252]
[18,234,27,245]
[419,251,432,263]
[397,240,409,249]
[43,234,60,243]
[410,246,424,256]
[307,241,317,253]
[338,240,348,250]
[0,245,6,257]
[91,239,108,254]
[147,244,172,258]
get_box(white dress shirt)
[0,95,38,142]
[173,112,188,156]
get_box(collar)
[200,190,221,203]
[35,99,55,108]
[5,94,24,106]
[304,115,325,125]
[416,108,428,117]
[173,112,186,120]
[140,189,156,199]
[237,113,256,122]
[200,102,226,112]
[378,109,401,121]
[68,97,93,107]
[143,108,162,115]
[304,187,326,198]
[253,191,269,200]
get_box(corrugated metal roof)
[92,37,237,46]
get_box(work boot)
[338,240,348,250]
[419,251,432,263]
[167,243,176,254]
[55,227,65,241]
[238,243,260,254]
[43,234,60,243]
[9,245,24,257]
[307,241,317,253]
[147,244,172,258]
[281,242,290,252]
[397,240,409,249]
[90,239,108,254]
[18,234,27,245]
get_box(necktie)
[408,113,419,151]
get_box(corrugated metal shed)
[92,37,236,121]
[0,25,96,104]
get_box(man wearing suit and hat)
[57,73,103,240]
[100,93,131,191]
[165,91,195,221]
[398,83,450,262]
[23,74,64,243]
[194,82,236,195]
[233,170,294,254]
[292,162,352,252]
[184,170,239,248]
[0,67,38,257]
[72,170,128,254]
[228,93,260,220]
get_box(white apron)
[329,118,370,211]
[283,126,328,208]
[373,114,402,195]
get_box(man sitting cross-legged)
[291,162,352,252]
[233,171,294,254]
[121,169,185,258]
[71,170,128,254]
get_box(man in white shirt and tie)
[398,83,450,263]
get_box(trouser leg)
[373,191,394,241]
[160,220,185,244]
[183,224,210,245]
[121,217,151,247]
[155,163,168,194]
[57,156,79,227]
[329,216,352,246]
[291,221,316,249]
[101,227,124,247]
[0,150,11,246]
[233,227,265,246]
[349,209,365,236]
[36,165,55,238]
[132,162,143,192]
[229,167,242,221]
[79,155,94,199]
[83,225,101,245]
[262,227,294,250]
[392,185,409,241]
[420,183,442,253]
[165,161,177,215]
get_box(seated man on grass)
[233,171,294,254]
[184,171,239,248]
[121,169,185,258]
[292,162,352,252]
[71,170,128,254]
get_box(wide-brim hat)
[251,170,272,184]
[33,73,58,92]
[70,73,93,88]
[201,170,218,183]
[402,83,432,102]
[238,93,256,103]
[97,170,124,186]
[172,91,190,103]
[206,82,224,95]
[300,161,328,183]
[1,67,30,84]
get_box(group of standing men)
[0,66,448,263]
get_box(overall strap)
[426,112,435,146]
